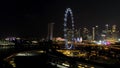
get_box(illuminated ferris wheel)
[64,8,75,49]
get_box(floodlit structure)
[64,8,75,49]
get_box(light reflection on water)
[0,45,15,59]
[0,45,14,49]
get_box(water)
[0,46,15,59]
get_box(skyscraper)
[47,23,54,40]
[112,25,116,33]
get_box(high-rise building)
[47,23,54,40]
[112,25,116,32]
[105,24,109,33]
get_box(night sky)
[0,0,120,39]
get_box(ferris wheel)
[64,8,75,49]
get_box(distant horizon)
[0,23,119,40]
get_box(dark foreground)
[0,41,120,68]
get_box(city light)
[64,8,75,49]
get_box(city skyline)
[1,0,120,38]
